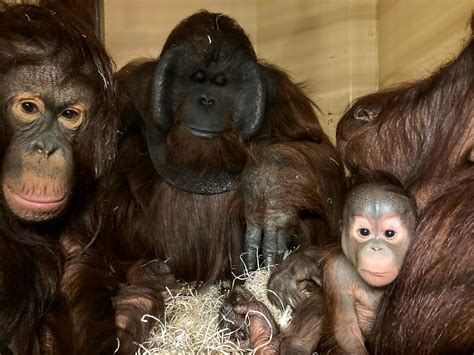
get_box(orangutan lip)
[361,270,391,277]
[184,125,222,139]
[6,185,66,210]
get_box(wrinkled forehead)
[344,185,416,223]
[172,35,254,68]
[2,61,96,105]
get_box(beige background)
[378,0,473,87]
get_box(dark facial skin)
[141,13,265,195]
[1,61,93,222]
[176,56,237,139]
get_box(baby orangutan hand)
[267,245,325,309]
[219,285,280,354]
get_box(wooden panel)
[256,0,378,141]
[104,0,257,69]
[378,0,473,87]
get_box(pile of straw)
[137,266,293,354]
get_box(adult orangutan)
[338,24,473,354]
[268,20,473,354]
[85,10,346,352]
[113,10,346,282]
[0,2,117,353]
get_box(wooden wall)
[378,0,473,88]
[255,0,377,142]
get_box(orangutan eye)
[384,229,396,238]
[58,105,85,130]
[191,71,205,83]
[359,228,371,237]
[12,94,44,123]
[61,109,79,120]
[214,74,227,86]
[21,101,39,114]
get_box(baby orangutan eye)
[359,228,371,237]
[384,229,396,238]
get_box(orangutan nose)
[29,139,58,157]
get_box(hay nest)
[137,266,293,354]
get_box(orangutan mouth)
[4,184,66,211]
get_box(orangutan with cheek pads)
[321,182,417,354]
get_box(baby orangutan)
[221,182,417,354]
[321,182,417,353]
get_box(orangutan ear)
[353,105,381,122]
